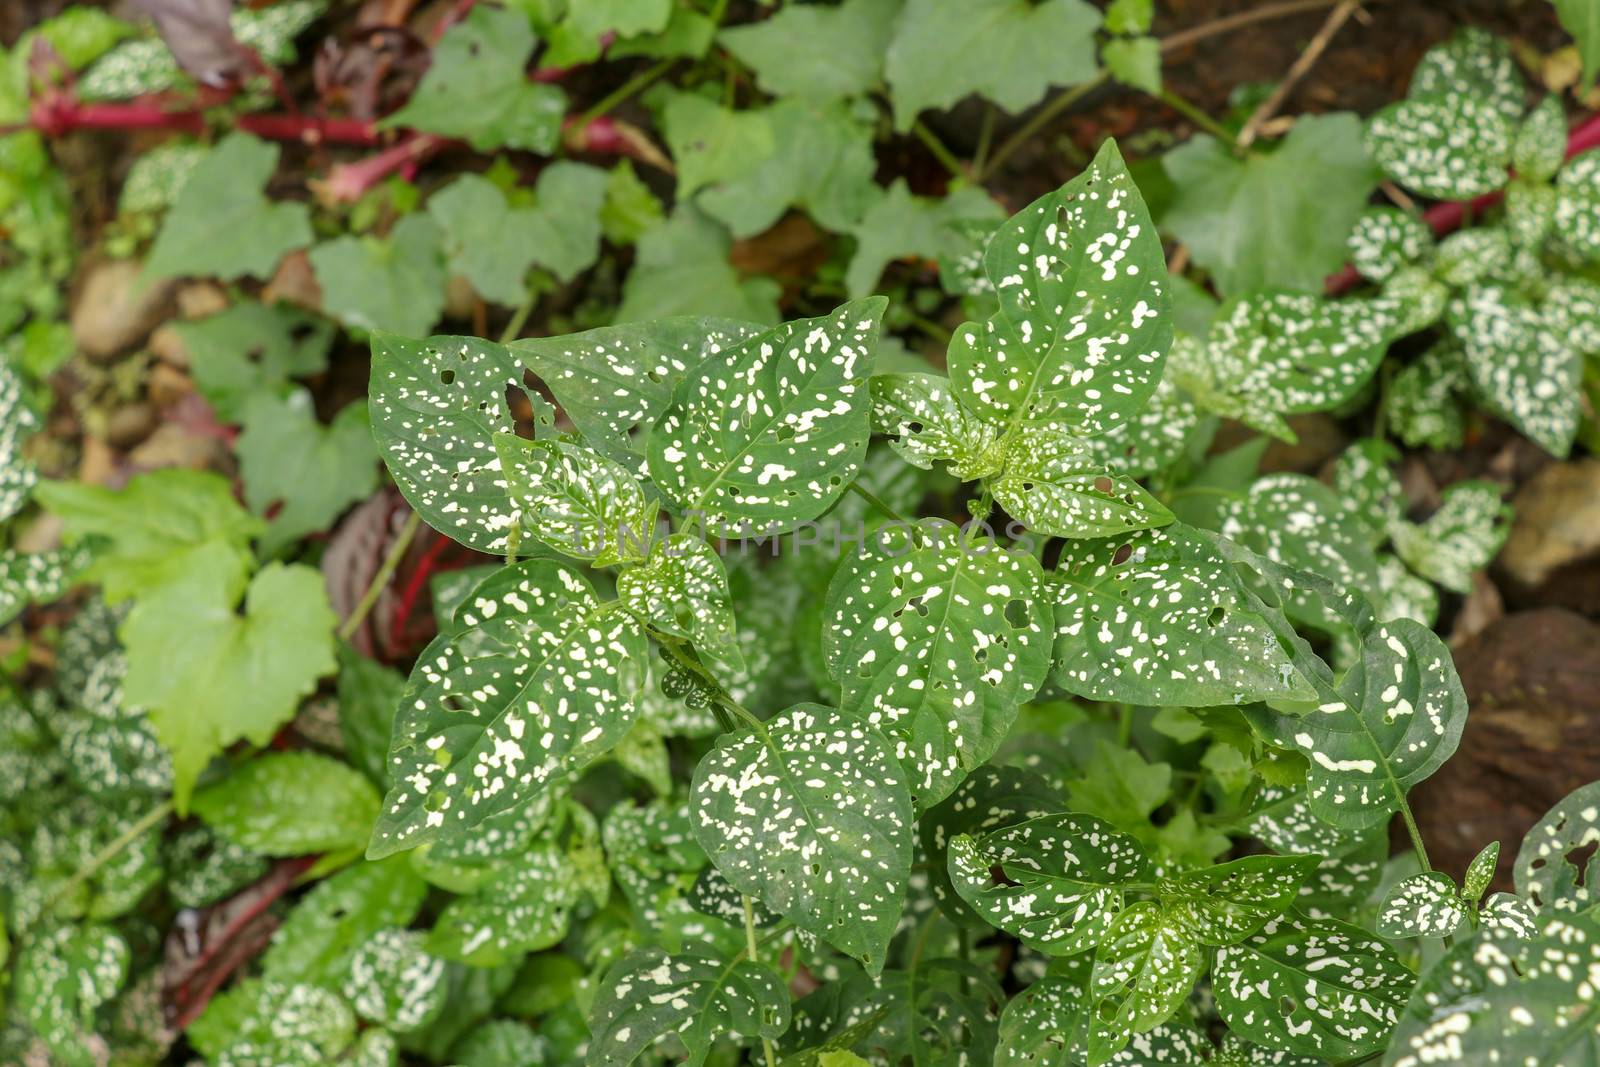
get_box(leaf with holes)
[587,948,790,1067]
[1049,522,1316,708]
[1085,901,1203,1066]
[1390,481,1509,595]
[921,763,1061,928]
[947,140,1170,437]
[689,703,912,970]
[648,298,884,531]
[1378,871,1466,939]
[427,841,577,965]
[617,534,746,687]
[1514,779,1600,913]
[495,434,656,566]
[994,423,1173,538]
[368,560,647,858]
[870,371,1006,480]
[1213,913,1412,1061]
[1160,854,1319,946]
[823,526,1052,806]
[993,969,1087,1067]
[947,813,1151,956]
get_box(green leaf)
[1105,0,1153,33]
[1365,95,1513,200]
[171,301,334,422]
[1480,892,1538,937]
[1410,26,1526,121]
[720,0,898,99]
[1514,779,1600,912]
[1102,36,1161,94]
[143,133,311,281]
[1388,341,1467,451]
[368,561,647,858]
[845,179,1000,298]
[385,5,566,152]
[1463,840,1500,904]
[448,1020,545,1067]
[1556,0,1600,89]
[618,534,746,685]
[1514,95,1567,184]
[993,423,1173,537]
[0,543,93,628]
[1332,438,1405,546]
[871,371,1006,479]
[428,841,577,965]
[1160,855,1318,945]
[189,979,355,1061]
[14,924,128,1061]
[124,543,336,809]
[1169,292,1397,441]
[347,928,447,1032]
[337,645,405,788]
[920,764,1061,927]
[1446,283,1581,456]
[261,857,428,988]
[948,140,1170,436]
[601,160,664,244]
[948,813,1151,955]
[1346,206,1433,283]
[237,391,379,556]
[690,703,913,970]
[647,298,884,530]
[660,89,778,199]
[824,526,1052,806]
[1555,149,1600,262]
[993,971,1086,1066]
[1377,870,1465,939]
[1067,740,1171,834]
[548,0,673,62]
[310,214,447,337]
[0,354,38,522]
[1390,481,1510,594]
[884,0,1100,130]
[617,207,781,323]
[428,165,608,304]
[1086,901,1203,1065]
[1213,913,1411,1061]
[587,948,790,1067]
[193,751,380,856]
[1049,522,1316,707]
[1163,114,1378,296]
[495,434,656,566]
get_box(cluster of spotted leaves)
[1359,28,1600,458]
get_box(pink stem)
[29,94,383,145]
[318,133,450,202]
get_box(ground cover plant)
[5,1,1600,1065]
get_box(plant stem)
[1157,88,1238,147]
[979,73,1108,181]
[912,120,968,180]
[654,631,762,731]
[1398,799,1432,873]
[56,800,173,908]
[499,289,538,344]
[578,59,675,125]
[848,481,905,523]
[743,895,780,1067]
[338,510,423,643]
[972,104,997,176]
[1237,0,1363,148]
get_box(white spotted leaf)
[368,560,647,858]
[870,371,1006,480]
[1478,892,1538,938]
[1555,150,1600,262]
[617,534,746,687]
[1214,913,1412,1061]
[947,139,1171,437]
[1347,207,1433,283]
[494,434,657,567]
[1446,283,1582,456]
[823,527,1052,807]
[1462,840,1499,904]
[947,813,1152,956]
[921,764,1062,928]
[648,298,885,530]
[1409,27,1525,121]
[1514,779,1600,913]
[1515,96,1567,184]
[587,948,790,1067]
[994,424,1173,538]
[346,928,447,1033]
[1085,902,1204,1066]
[1159,854,1320,946]
[426,840,577,965]
[1366,95,1513,200]
[1049,523,1317,708]
[1377,871,1466,939]
[1389,481,1509,595]
[689,703,913,970]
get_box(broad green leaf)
[1378,870,1465,939]
[34,468,260,602]
[884,0,1100,130]
[1102,36,1160,94]
[870,371,1006,480]
[369,560,647,858]
[618,534,746,685]
[261,857,428,988]
[720,0,898,99]
[1514,779,1600,912]
[428,842,577,965]
[1347,206,1433,283]
[338,645,405,788]
[1086,902,1203,1065]
[14,924,128,1062]
[948,813,1151,955]
[1163,114,1378,296]
[920,763,1060,927]
[587,948,790,1067]
[690,703,913,970]
[0,543,93,627]
[1366,95,1513,200]
[1160,855,1318,945]
[1169,293,1398,441]
[1385,909,1600,1065]
[0,354,37,521]
[782,959,1002,1065]
[495,434,656,566]
[1390,481,1509,594]
[1213,913,1411,1061]
[428,165,608,305]
[1446,283,1580,456]
[601,160,664,244]
[385,5,566,152]
[547,0,674,63]
[824,526,1052,806]
[1104,0,1153,33]
[616,207,781,323]
[192,751,380,856]
[993,423,1173,537]
[1066,740,1171,836]
[1515,96,1568,184]
[1555,150,1600,262]
[1050,522,1316,707]
[647,298,884,530]
[947,140,1170,437]
[143,132,311,280]
[1556,0,1600,89]
[844,180,1001,298]
[124,543,336,809]
[347,928,447,1032]
[660,89,777,198]
[237,391,380,556]
[310,214,447,337]
[171,301,334,422]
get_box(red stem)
[389,532,460,650]
[30,94,384,145]
[1326,112,1600,295]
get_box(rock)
[1409,609,1600,891]
[70,260,178,363]
[106,403,157,450]
[147,362,193,409]
[263,249,322,312]
[1498,459,1600,599]
[176,281,228,320]
[443,274,478,321]
[127,423,230,472]
[147,325,191,369]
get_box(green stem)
[912,120,968,180]
[578,59,675,125]
[743,895,779,1067]
[498,289,538,344]
[979,72,1108,181]
[338,510,423,642]
[1157,88,1239,147]
[1117,705,1134,747]
[847,481,905,523]
[56,800,173,908]
[972,104,997,176]
[1398,799,1432,873]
